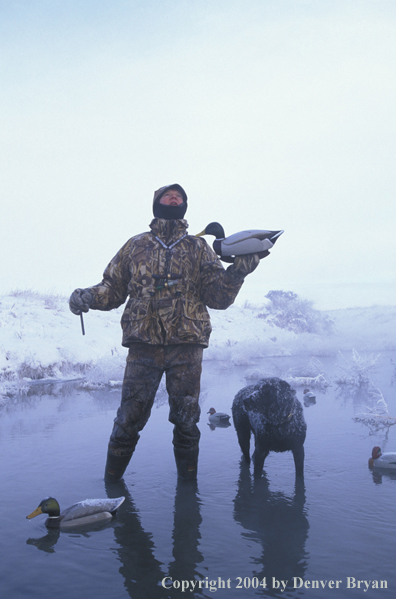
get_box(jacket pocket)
[182,298,210,322]
[177,299,212,343]
[121,298,149,329]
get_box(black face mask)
[153,202,187,220]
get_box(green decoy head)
[196,222,225,239]
[26,497,61,519]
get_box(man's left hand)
[231,254,260,279]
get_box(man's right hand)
[69,288,94,315]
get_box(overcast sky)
[1,0,395,309]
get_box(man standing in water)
[69,184,260,481]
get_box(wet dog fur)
[232,377,306,477]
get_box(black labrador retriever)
[232,377,306,477]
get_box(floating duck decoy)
[26,496,125,529]
[368,447,396,470]
[196,222,283,263]
[303,389,316,406]
[207,407,231,427]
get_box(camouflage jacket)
[87,218,245,347]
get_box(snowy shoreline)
[1,290,395,397]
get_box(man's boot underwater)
[104,451,133,482]
[173,447,199,480]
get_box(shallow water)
[1,353,396,599]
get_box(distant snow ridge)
[0,290,126,396]
[1,290,396,397]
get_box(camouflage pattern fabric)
[233,253,260,278]
[108,343,203,455]
[86,218,247,347]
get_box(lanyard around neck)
[152,233,188,250]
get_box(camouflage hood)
[152,184,188,220]
[153,184,188,206]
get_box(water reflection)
[207,421,231,430]
[233,462,309,596]
[106,479,204,599]
[370,468,396,485]
[168,480,203,587]
[26,528,60,553]
[105,480,169,598]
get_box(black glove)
[230,254,260,279]
[69,288,94,315]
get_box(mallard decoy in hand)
[26,496,125,529]
[196,222,283,263]
[207,407,231,427]
[368,447,396,470]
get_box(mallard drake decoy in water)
[368,447,396,470]
[26,496,125,529]
[196,222,283,262]
[207,407,231,427]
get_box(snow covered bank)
[1,290,395,396]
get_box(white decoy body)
[207,407,231,426]
[303,389,316,406]
[26,496,125,529]
[368,447,396,470]
[196,222,283,263]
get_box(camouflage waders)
[105,343,203,480]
